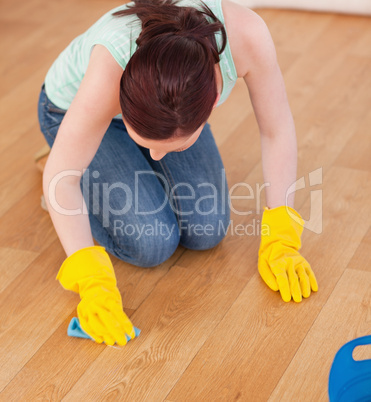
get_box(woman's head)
[114,0,226,142]
[124,119,207,160]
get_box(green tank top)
[44,0,238,111]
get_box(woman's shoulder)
[221,0,276,77]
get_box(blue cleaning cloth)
[67,317,141,343]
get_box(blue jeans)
[38,85,230,267]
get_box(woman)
[38,0,318,346]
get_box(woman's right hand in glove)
[57,246,136,346]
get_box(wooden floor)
[1,1,371,400]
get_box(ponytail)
[114,0,227,140]
[114,0,226,61]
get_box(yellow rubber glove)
[57,246,136,346]
[258,206,318,302]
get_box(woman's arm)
[243,24,297,209]
[236,9,297,208]
[225,5,318,302]
[224,3,297,207]
[44,46,138,344]
[43,45,123,256]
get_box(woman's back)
[45,0,237,112]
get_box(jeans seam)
[41,86,47,108]
[47,106,66,114]
[39,87,65,142]
[157,159,182,226]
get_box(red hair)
[113,0,226,140]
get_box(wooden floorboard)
[334,108,371,173]
[0,247,39,293]
[1,1,371,400]
[61,214,259,400]
[347,226,371,273]
[165,166,371,401]
[268,269,371,401]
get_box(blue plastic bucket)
[329,335,371,401]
